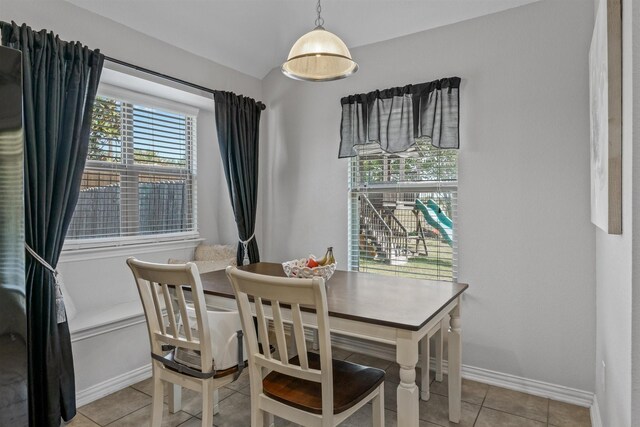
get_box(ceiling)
[67,0,540,79]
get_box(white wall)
[261,0,596,393]
[0,0,263,398]
[593,0,636,424]
[633,0,640,422]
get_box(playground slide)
[415,199,453,246]
[427,199,452,228]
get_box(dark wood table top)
[200,262,468,332]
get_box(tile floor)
[66,349,591,427]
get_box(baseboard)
[590,394,603,427]
[76,364,151,407]
[326,332,594,408]
[75,330,596,411]
[460,363,593,408]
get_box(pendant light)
[282,0,358,82]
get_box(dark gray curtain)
[213,91,263,265]
[339,77,461,157]
[1,22,104,427]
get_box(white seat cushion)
[175,305,246,371]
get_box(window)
[348,141,457,281]
[67,92,197,243]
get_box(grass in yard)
[358,237,454,280]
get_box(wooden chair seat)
[263,352,385,415]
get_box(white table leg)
[168,384,182,413]
[435,319,445,382]
[419,335,430,401]
[397,332,419,427]
[448,301,462,423]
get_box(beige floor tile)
[106,403,192,427]
[345,353,393,370]
[475,407,546,427]
[383,381,398,411]
[339,405,436,427]
[483,386,548,423]
[548,400,592,427]
[429,374,489,405]
[272,405,438,427]
[130,377,166,397]
[418,392,480,426]
[174,418,202,427]
[195,391,252,427]
[63,413,100,427]
[273,415,299,426]
[181,387,235,417]
[223,370,250,392]
[79,387,152,426]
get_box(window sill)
[60,235,204,263]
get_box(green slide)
[415,199,453,246]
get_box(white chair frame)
[127,258,238,427]
[226,266,385,427]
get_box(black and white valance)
[339,77,461,158]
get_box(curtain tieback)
[239,232,256,266]
[25,243,67,324]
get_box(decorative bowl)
[281,258,337,281]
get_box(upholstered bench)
[169,243,237,273]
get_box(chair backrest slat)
[149,282,166,335]
[226,267,333,416]
[254,297,272,360]
[175,285,192,341]
[272,301,289,364]
[291,304,309,370]
[127,258,214,373]
[161,283,179,338]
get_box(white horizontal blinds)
[348,140,458,281]
[67,95,197,240]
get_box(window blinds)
[67,95,197,241]
[348,141,457,281]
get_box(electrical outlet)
[601,360,606,391]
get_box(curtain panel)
[214,91,262,265]
[1,21,104,427]
[339,77,461,157]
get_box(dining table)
[188,262,468,426]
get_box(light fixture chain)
[315,0,324,27]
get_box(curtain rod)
[104,56,266,111]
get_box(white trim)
[60,237,203,262]
[460,363,594,408]
[590,394,603,427]
[76,364,151,407]
[99,66,215,112]
[71,310,146,343]
[98,83,200,118]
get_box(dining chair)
[226,266,385,427]
[127,258,243,427]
